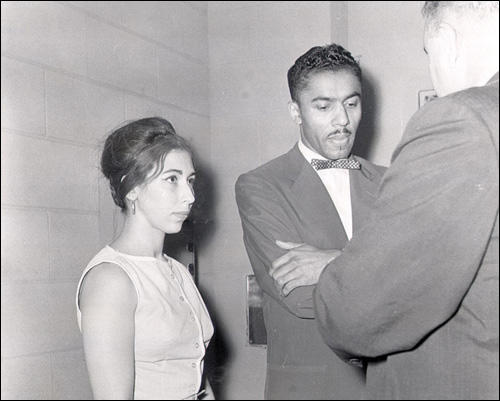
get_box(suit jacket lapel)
[287,145,349,248]
[350,160,380,232]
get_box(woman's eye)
[165,176,178,183]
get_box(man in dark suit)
[299,2,498,399]
[235,44,386,399]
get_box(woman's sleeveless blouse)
[76,246,214,400]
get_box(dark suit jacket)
[314,73,499,400]
[235,145,386,399]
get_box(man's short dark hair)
[287,43,362,102]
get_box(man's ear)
[288,101,302,125]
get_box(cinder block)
[155,2,208,62]
[1,1,86,75]
[65,1,121,24]
[48,282,84,352]
[124,95,172,121]
[49,212,100,281]
[52,349,92,400]
[1,208,50,282]
[1,283,84,356]
[256,111,298,164]
[86,18,157,97]
[209,59,289,118]
[0,355,52,400]
[1,283,53,357]
[157,48,209,115]
[208,5,257,67]
[45,71,125,145]
[1,58,45,135]
[1,134,98,211]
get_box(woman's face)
[134,149,195,234]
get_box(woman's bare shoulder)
[80,262,137,309]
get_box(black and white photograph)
[1,1,498,400]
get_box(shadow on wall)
[166,159,232,400]
[193,161,232,400]
[200,289,232,400]
[191,160,217,252]
[352,70,379,160]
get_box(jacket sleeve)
[314,96,499,358]
[235,173,315,319]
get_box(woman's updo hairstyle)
[101,117,193,212]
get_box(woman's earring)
[132,200,136,215]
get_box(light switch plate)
[418,89,438,109]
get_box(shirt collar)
[298,139,328,163]
[487,72,499,85]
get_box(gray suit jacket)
[235,145,386,399]
[314,73,499,400]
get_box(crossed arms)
[237,95,498,359]
[235,174,341,318]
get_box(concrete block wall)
[1,1,209,399]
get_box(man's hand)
[270,240,341,296]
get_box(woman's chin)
[164,221,185,234]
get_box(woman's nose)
[183,182,195,206]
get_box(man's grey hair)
[422,1,499,29]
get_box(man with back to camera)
[235,43,386,399]
[266,2,498,399]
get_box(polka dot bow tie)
[310,158,361,170]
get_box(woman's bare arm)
[79,263,137,400]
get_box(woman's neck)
[111,217,165,259]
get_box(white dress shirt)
[298,140,353,239]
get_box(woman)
[76,117,214,400]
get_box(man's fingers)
[274,265,303,290]
[270,252,292,273]
[275,240,304,249]
[282,278,304,296]
[272,262,296,282]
